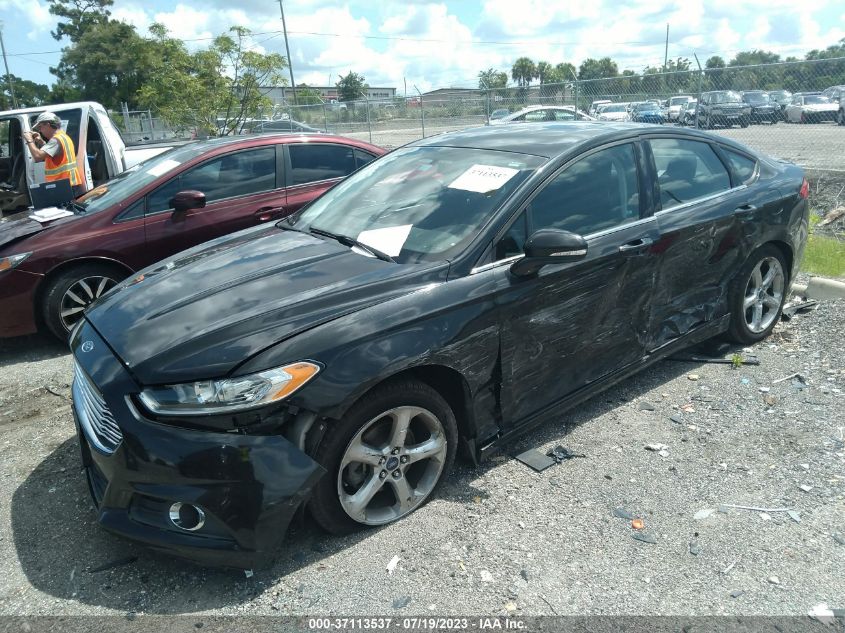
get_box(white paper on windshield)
[448,164,519,193]
[146,159,181,177]
[28,206,73,222]
[357,224,413,257]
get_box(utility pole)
[277,0,297,106]
[663,23,669,72]
[0,24,18,109]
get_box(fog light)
[168,502,206,531]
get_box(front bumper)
[70,321,326,569]
[0,269,42,338]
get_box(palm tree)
[511,57,536,88]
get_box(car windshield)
[290,146,546,264]
[603,105,627,113]
[743,93,769,103]
[636,104,660,112]
[669,97,690,106]
[75,145,201,214]
[711,92,742,104]
[804,95,831,104]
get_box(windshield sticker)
[146,159,181,178]
[448,164,519,193]
[357,224,413,257]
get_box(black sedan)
[70,123,809,569]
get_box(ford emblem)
[81,340,94,353]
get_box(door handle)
[618,237,653,255]
[255,206,285,222]
[734,204,757,218]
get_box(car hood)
[0,210,80,251]
[84,225,445,385]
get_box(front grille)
[73,361,123,454]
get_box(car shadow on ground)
[0,332,68,368]
[10,346,733,613]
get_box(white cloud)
[0,0,52,40]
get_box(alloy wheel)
[742,256,784,334]
[337,405,448,526]
[60,275,118,331]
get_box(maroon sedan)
[0,133,384,339]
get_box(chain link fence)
[126,58,845,174]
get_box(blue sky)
[0,0,843,93]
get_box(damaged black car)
[71,122,809,568]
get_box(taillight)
[799,178,809,199]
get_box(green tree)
[511,57,536,87]
[0,75,52,109]
[578,57,618,80]
[294,85,324,105]
[336,71,367,102]
[48,0,112,43]
[138,25,287,136]
[50,19,152,109]
[477,67,507,90]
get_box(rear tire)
[309,380,458,535]
[42,263,125,340]
[726,245,788,345]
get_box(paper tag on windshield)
[448,164,519,193]
[146,159,181,178]
[357,224,413,257]
[28,206,73,222]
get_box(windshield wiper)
[309,227,396,263]
[66,200,88,214]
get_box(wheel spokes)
[405,434,446,464]
[344,441,384,467]
[389,408,413,449]
[389,477,416,514]
[343,472,385,520]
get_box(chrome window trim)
[654,184,747,216]
[471,254,523,275]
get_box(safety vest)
[44,129,83,187]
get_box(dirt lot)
[0,295,843,617]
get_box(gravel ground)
[0,295,843,617]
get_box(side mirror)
[170,190,206,220]
[510,229,588,277]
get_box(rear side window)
[650,138,731,209]
[289,144,356,185]
[722,148,757,184]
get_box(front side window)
[288,143,356,185]
[527,143,640,237]
[651,138,731,209]
[147,146,277,214]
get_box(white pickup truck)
[0,101,179,214]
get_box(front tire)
[727,245,788,344]
[42,263,124,340]
[309,380,458,535]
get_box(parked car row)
[585,84,845,129]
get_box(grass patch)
[801,234,845,278]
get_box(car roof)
[169,133,380,154]
[410,121,749,159]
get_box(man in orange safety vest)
[22,111,86,196]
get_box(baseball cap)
[32,112,61,129]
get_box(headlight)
[138,361,321,416]
[0,252,32,272]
